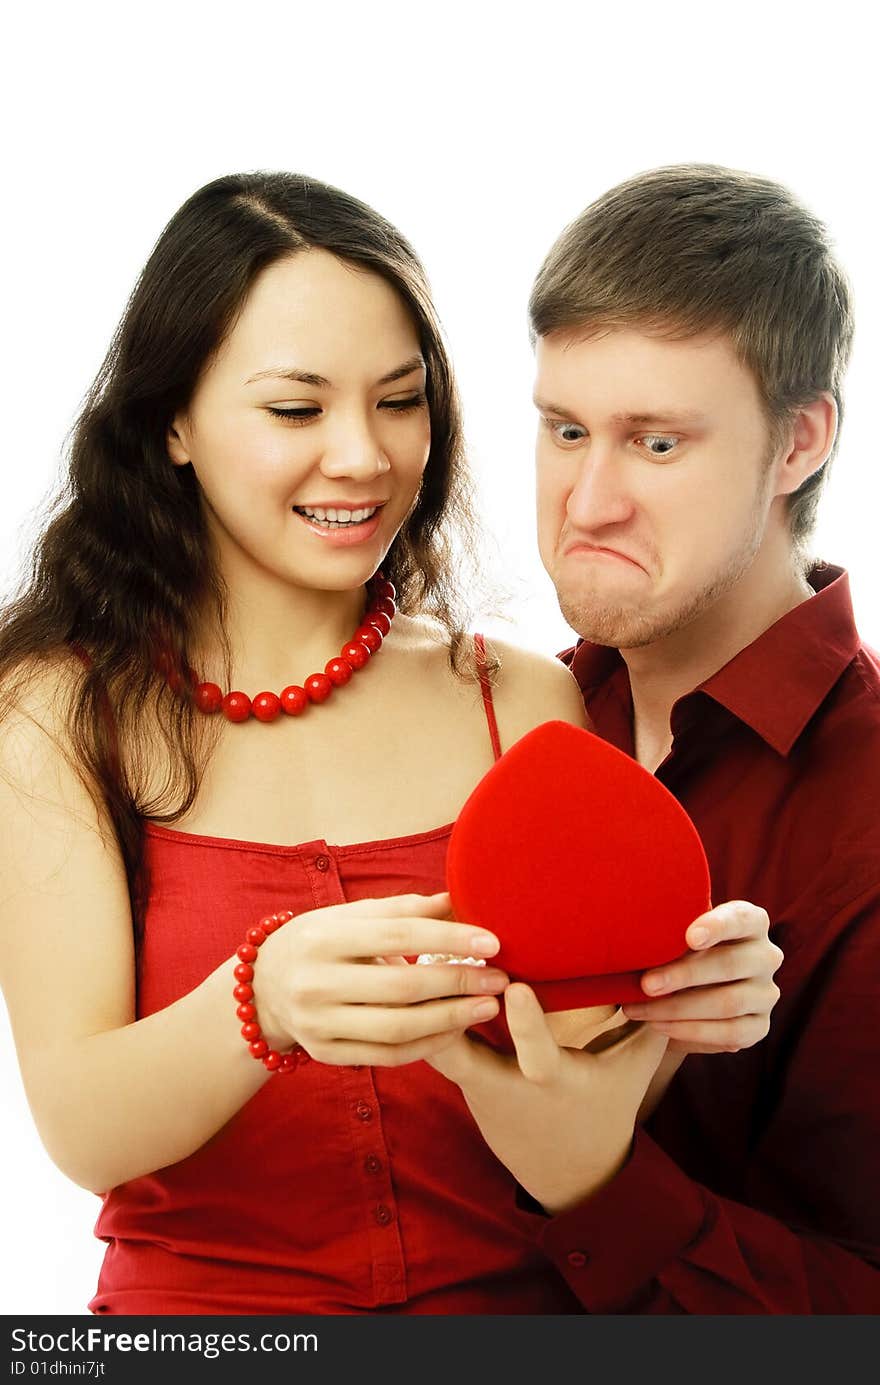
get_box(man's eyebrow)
[533,397,572,416]
[609,409,707,426]
[245,355,427,388]
[532,398,706,426]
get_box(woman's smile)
[291,503,385,545]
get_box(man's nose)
[319,413,392,481]
[565,447,635,529]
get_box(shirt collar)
[563,564,861,757]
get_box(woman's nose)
[319,415,391,480]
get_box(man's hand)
[429,984,668,1216]
[621,900,783,1054]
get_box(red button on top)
[364,1155,382,1175]
[567,1250,587,1268]
[314,855,330,872]
[374,1203,393,1226]
[355,1101,373,1122]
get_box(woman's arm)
[0,668,507,1194]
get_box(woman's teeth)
[294,505,379,529]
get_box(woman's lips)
[292,508,383,547]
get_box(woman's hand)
[252,891,508,1067]
[622,900,783,1054]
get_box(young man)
[431,166,880,1312]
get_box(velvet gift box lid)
[445,720,712,1048]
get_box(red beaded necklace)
[173,574,396,724]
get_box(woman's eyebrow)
[377,355,427,385]
[245,366,330,386]
[245,355,427,388]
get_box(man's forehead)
[535,322,733,362]
[533,326,748,414]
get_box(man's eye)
[547,419,587,443]
[639,434,680,457]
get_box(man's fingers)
[634,947,781,1001]
[683,899,773,950]
[505,984,562,1084]
[641,1014,772,1052]
[623,977,780,1022]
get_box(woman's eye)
[266,406,320,424]
[267,394,427,425]
[639,434,680,457]
[546,419,587,443]
[379,393,428,412]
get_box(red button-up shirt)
[537,563,880,1312]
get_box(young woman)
[0,172,780,1314]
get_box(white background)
[1,0,877,1316]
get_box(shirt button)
[374,1203,394,1226]
[355,1101,373,1122]
[314,855,330,872]
[364,1154,383,1175]
[567,1250,588,1268]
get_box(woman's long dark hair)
[0,171,486,944]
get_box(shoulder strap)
[66,641,122,778]
[473,632,502,763]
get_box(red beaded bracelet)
[233,910,309,1074]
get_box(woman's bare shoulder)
[0,648,112,838]
[478,630,588,741]
[0,648,82,744]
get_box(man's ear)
[167,414,191,468]
[774,392,838,497]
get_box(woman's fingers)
[299,902,500,964]
[301,994,501,1048]
[307,1029,486,1069]
[269,895,507,1064]
[336,960,508,1004]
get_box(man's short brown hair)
[528,164,855,548]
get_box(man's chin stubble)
[556,545,763,650]
[557,592,676,649]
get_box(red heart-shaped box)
[446,720,712,1048]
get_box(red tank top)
[87,633,579,1314]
